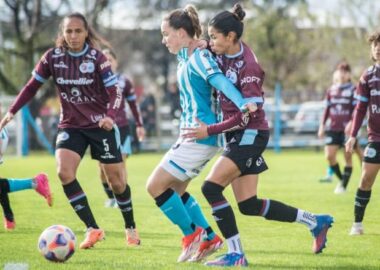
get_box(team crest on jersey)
[235,61,244,69]
[52,48,65,58]
[79,61,95,73]
[226,68,237,84]
[54,48,61,54]
[91,49,97,56]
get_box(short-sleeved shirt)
[355,64,380,142]
[324,82,356,131]
[215,42,269,130]
[33,43,118,129]
[176,47,222,146]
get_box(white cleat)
[104,198,117,208]
[349,222,364,236]
[334,183,346,194]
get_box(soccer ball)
[38,225,76,262]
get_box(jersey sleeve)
[351,71,370,137]
[32,49,53,83]
[124,77,143,126]
[189,49,222,80]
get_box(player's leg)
[350,161,380,235]
[0,178,14,230]
[99,162,116,207]
[341,147,353,189]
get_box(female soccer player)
[182,4,334,266]
[0,13,129,249]
[346,31,380,235]
[98,48,145,245]
[146,5,255,263]
[318,62,362,193]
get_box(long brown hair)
[163,5,202,39]
[55,12,111,50]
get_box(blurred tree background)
[0,0,379,104]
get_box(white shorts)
[159,139,219,181]
[0,128,9,165]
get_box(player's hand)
[181,118,208,140]
[318,125,325,139]
[242,102,258,113]
[0,112,14,131]
[188,39,208,56]
[345,136,356,153]
[99,117,114,131]
[136,126,146,142]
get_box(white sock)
[226,234,243,254]
[296,210,317,230]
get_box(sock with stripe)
[342,166,353,188]
[331,163,342,180]
[102,182,114,199]
[354,188,371,222]
[155,188,195,236]
[114,184,135,229]
[226,234,244,254]
[0,179,14,221]
[181,192,215,240]
[63,179,98,229]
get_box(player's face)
[63,17,88,52]
[208,26,230,55]
[103,52,118,72]
[371,41,380,63]
[161,20,182,54]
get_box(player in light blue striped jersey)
[146,4,254,263]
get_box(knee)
[201,181,224,198]
[57,168,74,184]
[238,196,263,216]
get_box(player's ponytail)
[209,3,245,42]
[164,5,202,39]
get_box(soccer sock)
[238,196,298,222]
[0,179,14,221]
[331,163,342,180]
[7,178,33,192]
[296,210,317,230]
[342,166,353,188]
[327,166,334,177]
[181,192,215,240]
[226,234,243,254]
[102,182,114,199]
[354,189,371,223]
[63,179,98,229]
[114,184,135,229]
[202,181,239,239]
[155,188,195,236]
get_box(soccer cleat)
[334,182,346,194]
[104,198,117,208]
[349,222,364,235]
[311,214,334,254]
[319,176,332,183]
[34,173,53,206]
[126,228,141,246]
[79,228,105,249]
[177,227,204,262]
[205,252,248,267]
[189,234,224,262]
[3,217,15,231]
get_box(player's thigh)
[206,156,241,187]
[231,174,259,202]
[146,165,181,197]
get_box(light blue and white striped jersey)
[176,47,221,146]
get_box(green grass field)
[0,150,379,269]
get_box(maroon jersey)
[9,44,122,129]
[321,82,356,131]
[113,74,143,127]
[213,42,268,131]
[351,65,380,142]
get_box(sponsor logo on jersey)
[60,91,96,105]
[100,60,112,71]
[241,76,261,85]
[56,77,93,85]
[91,114,106,123]
[53,61,68,69]
[330,97,350,104]
[79,62,95,73]
[85,54,97,60]
[235,60,244,69]
[371,104,380,114]
[370,89,380,96]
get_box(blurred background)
[0,0,378,155]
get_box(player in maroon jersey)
[99,48,145,246]
[0,13,130,249]
[346,31,380,235]
[318,62,363,193]
[183,4,333,266]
